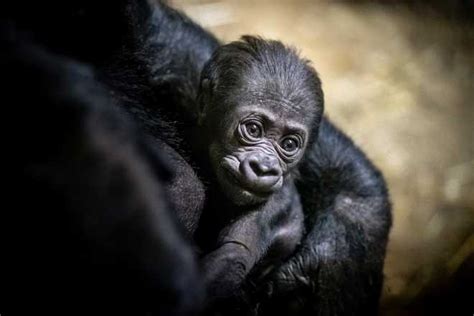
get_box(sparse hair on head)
[199,35,324,140]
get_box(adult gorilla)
[2,0,391,315]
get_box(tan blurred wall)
[172,0,474,313]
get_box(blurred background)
[170,0,474,314]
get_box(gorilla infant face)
[198,36,323,205]
[209,104,309,205]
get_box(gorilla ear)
[198,78,211,126]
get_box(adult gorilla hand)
[257,119,392,316]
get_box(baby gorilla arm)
[201,183,304,301]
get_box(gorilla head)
[197,36,324,205]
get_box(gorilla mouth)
[223,167,274,198]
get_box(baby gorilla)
[192,36,324,303]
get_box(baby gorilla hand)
[254,238,317,315]
[202,242,255,300]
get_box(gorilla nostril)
[249,159,262,176]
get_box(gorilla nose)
[249,156,280,177]
[240,154,282,192]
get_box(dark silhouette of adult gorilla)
[1,0,391,315]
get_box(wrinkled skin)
[208,106,307,205]
[196,37,322,207]
[209,107,308,206]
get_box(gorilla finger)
[265,258,310,297]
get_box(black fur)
[2,0,391,315]
[192,36,391,316]
[2,39,202,314]
[256,118,392,315]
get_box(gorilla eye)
[244,122,263,139]
[280,136,300,154]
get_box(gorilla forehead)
[216,78,318,130]
[210,37,323,123]
[241,60,320,114]
[232,95,316,129]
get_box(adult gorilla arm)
[6,0,217,235]
[2,34,202,313]
[2,0,209,312]
[258,118,392,315]
[97,0,220,234]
